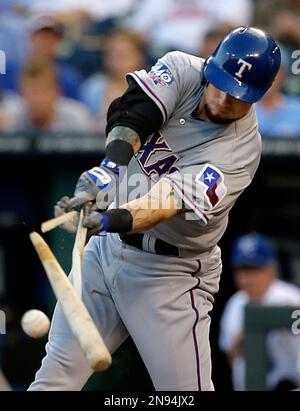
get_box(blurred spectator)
[3,16,83,101]
[255,0,300,95]
[29,1,138,80]
[255,0,300,45]
[28,0,137,21]
[10,61,91,133]
[80,29,147,132]
[126,0,253,56]
[255,53,300,138]
[0,1,29,66]
[199,24,235,58]
[219,233,300,391]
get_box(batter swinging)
[29,27,281,391]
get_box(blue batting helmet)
[203,27,281,103]
[231,233,276,268]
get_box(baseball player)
[29,27,281,391]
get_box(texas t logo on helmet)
[235,59,253,79]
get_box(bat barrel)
[30,232,112,372]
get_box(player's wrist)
[102,209,133,233]
[104,138,134,167]
[84,209,133,235]
[99,138,134,181]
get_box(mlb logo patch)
[196,164,227,208]
[149,64,175,86]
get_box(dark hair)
[105,28,147,55]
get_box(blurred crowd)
[0,0,300,137]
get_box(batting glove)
[65,159,120,212]
[54,196,79,234]
[82,211,107,236]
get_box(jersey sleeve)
[162,163,252,225]
[126,52,186,124]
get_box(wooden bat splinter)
[41,211,78,233]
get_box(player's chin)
[204,105,236,124]
[206,112,236,124]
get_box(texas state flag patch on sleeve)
[196,164,227,209]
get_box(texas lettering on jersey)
[137,132,179,177]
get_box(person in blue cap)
[219,232,300,391]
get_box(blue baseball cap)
[231,233,276,268]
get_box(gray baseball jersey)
[125,51,261,257]
[29,52,262,392]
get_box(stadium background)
[0,0,300,391]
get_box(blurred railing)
[245,305,300,391]
[262,138,300,157]
[0,133,105,157]
[0,134,300,157]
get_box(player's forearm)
[102,127,141,172]
[104,81,163,165]
[122,200,177,234]
[100,180,183,234]
[106,126,141,156]
[122,181,181,233]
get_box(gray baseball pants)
[28,233,221,391]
